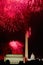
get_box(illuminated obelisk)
[24,27,31,63]
[25,31,29,61]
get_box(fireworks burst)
[9,40,24,54]
[0,0,43,32]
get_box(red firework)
[0,0,43,32]
[9,40,24,54]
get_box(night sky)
[0,11,43,59]
[0,0,43,59]
[29,11,43,58]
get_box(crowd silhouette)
[0,59,43,65]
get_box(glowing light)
[30,53,35,60]
[9,41,18,49]
[9,41,24,54]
